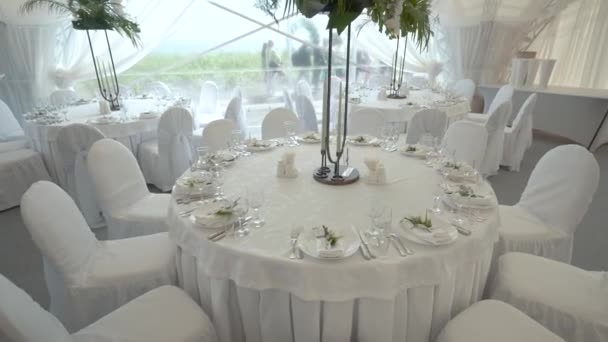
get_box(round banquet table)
[168,143,499,342]
[350,90,470,129]
[24,99,160,186]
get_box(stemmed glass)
[247,185,265,228]
[211,166,224,199]
[368,202,391,256]
[284,121,299,147]
[230,130,249,157]
[233,198,250,238]
[431,183,444,215]
[191,147,210,172]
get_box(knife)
[451,222,472,236]
[357,230,376,259]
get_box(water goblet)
[432,184,444,215]
[211,166,225,199]
[247,186,265,228]
[284,121,299,147]
[233,199,250,238]
[192,147,210,171]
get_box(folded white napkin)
[364,158,387,184]
[99,100,111,115]
[316,239,344,258]
[277,151,298,178]
[446,193,493,208]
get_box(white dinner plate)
[399,218,458,246]
[189,198,245,230]
[246,140,278,152]
[399,145,431,158]
[298,225,360,260]
[347,135,379,146]
[442,193,495,210]
[174,175,215,197]
[297,134,321,144]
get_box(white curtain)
[531,0,608,89]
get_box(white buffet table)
[168,143,499,342]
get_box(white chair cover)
[348,108,385,137]
[490,253,607,342]
[406,108,448,145]
[283,88,295,112]
[89,139,170,239]
[496,145,600,263]
[201,119,235,152]
[436,299,565,342]
[0,99,24,140]
[144,81,172,97]
[296,79,312,98]
[442,120,488,169]
[56,124,105,228]
[139,107,194,191]
[0,148,51,211]
[0,274,73,342]
[450,79,475,105]
[294,95,318,133]
[21,181,176,332]
[261,108,299,140]
[224,96,247,139]
[198,81,218,115]
[409,75,429,89]
[488,84,514,114]
[480,101,512,176]
[502,93,537,171]
[50,90,78,106]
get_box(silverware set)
[388,233,414,256]
[289,227,303,259]
[357,230,376,260]
[207,216,253,242]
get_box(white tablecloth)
[169,144,499,342]
[351,90,470,129]
[24,99,160,186]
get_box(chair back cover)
[481,100,512,175]
[144,81,172,97]
[283,89,295,112]
[56,124,105,228]
[158,107,194,187]
[261,108,299,139]
[450,79,475,104]
[488,84,514,115]
[0,274,72,342]
[348,108,384,137]
[296,80,312,98]
[518,144,600,235]
[224,96,247,138]
[198,81,218,114]
[50,90,78,106]
[510,93,537,137]
[21,181,97,282]
[442,120,488,168]
[406,108,448,144]
[202,119,235,152]
[294,95,318,133]
[88,139,149,214]
[0,99,24,140]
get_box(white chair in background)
[295,95,318,133]
[224,96,247,139]
[348,108,384,137]
[0,274,218,342]
[476,101,512,176]
[467,84,514,121]
[441,120,488,169]
[283,88,295,112]
[201,119,235,152]
[88,139,171,239]
[50,89,78,106]
[450,79,476,105]
[0,99,25,141]
[143,81,172,97]
[296,79,312,98]
[496,145,599,263]
[409,75,429,89]
[405,108,447,145]
[436,299,565,342]
[138,106,194,192]
[56,124,105,228]
[490,253,608,342]
[198,81,219,120]
[261,108,299,140]
[20,181,177,332]
[502,93,537,171]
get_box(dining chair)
[501,93,537,171]
[348,108,384,137]
[89,139,171,239]
[405,108,447,145]
[476,100,512,176]
[198,81,219,115]
[467,84,514,122]
[0,273,217,341]
[224,96,247,139]
[436,299,565,342]
[441,120,488,169]
[496,145,599,263]
[296,79,312,98]
[50,89,78,107]
[283,88,295,112]
[490,253,607,342]
[294,95,318,133]
[143,81,172,97]
[20,181,177,332]
[138,106,194,191]
[261,108,299,140]
[201,118,235,152]
[449,79,475,106]
[56,123,105,228]
[0,99,24,141]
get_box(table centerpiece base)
[313,166,359,185]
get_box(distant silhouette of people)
[265,40,285,95]
[261,42,268,86]
[291,44,312,82]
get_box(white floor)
[2,132,607,309]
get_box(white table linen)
[24,99,160,186]
[350,90,470,130]
[169,144,499,342]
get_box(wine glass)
[233,198,250,238]
[432,183,444,215]
[247,185,265,228]
[211,166,224,199]
[369,202,391,237]
[192,147,210,172]
[284,121,299,147]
